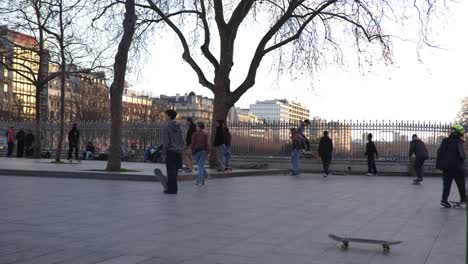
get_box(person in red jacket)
[6,127,15,157]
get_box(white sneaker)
[366,173,373,176]
[322,173,328,178]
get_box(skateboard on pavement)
[449,201,466,208]
[328,234,402,252]
[154,168,167,191]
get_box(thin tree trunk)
[106,0,136,171]
[209,93,231,168]
[56,1,66,163]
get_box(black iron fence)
[0,120,460,161]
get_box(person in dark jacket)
[223,124,232,171]
[365,133,378,176]
[409,134,429,184]
[297,119,311,151]
[213,120,225,172]
[16,128,25,158]
[191,122,209,185]
[318,131,333,177]
[24,130,34,157]
[183,117,196,172]
[83,141,95,160]
[68,123,80,161]
[437,124,466,208]
[160,109,184,194]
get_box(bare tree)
[105,0,137,171]
[137,0,446,146]
[457,97,468,125]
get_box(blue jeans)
[224,145,231,169]
[291,149,301,175]
[194,150,207,184]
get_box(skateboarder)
[409,134,428,184]
[365,133,378,176]
[161,109,184,194]
[436,124,466,208]
[191,122,209,185]
[318,131,333,177]
[297,119,311,152]
[67,123,80,161]
[291,128,306,176]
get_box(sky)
[128,1,468,123]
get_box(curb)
[0,169,287,182]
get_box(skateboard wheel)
[383,244,390,252]
[341,241,349,249]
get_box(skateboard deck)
[329,234,401,252]
[154,168,167,191]
[449,201,466,208]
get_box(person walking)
[191,122,209,186]
[365,133,378,176]
[318,131,333,178]
[409,134,429,184]
[161,109,184,194]
[6,127,15,157]
[223,123,232,171]
[67,123,80,161]
[291,128,305,176]
[24,130,34,157]
[183,117,196,172]
[436,124,466,208]
[15,128,25,158]
[213,120,225,172]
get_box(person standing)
[318,131,333,178]
[213,120,225,172]
[67,123,80,161]
[223,123,232,171]
[365,133,378,176]
[409,134,429,184]
[291,128,305,176]
[24,130,34,157]
[191,122,209,186]
[6,127,15,157]
[183,117,196,172]
[15,128,25,158]
[161,109,184,194]
[436,124,466,208]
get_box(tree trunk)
[208,92,232,168]
[105,0,136,171]
[33,82,42,159]
[56,5,66,163]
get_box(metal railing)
[0,120,459,161]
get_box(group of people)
[159,109,232,194]
[290,120,466,208]
[5,127,35,158]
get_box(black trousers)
[7,142,14,157]
[68,144,79,160]
[442,169,466,202]
[413,157,426,179]
[367,156,377,174]
[320,155,332,175]
[17,141,24,157]
[166,151,182,194]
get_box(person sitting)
[83,142,95,160]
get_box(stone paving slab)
[0,174,465,264]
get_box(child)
[365,133,378,176]
[191,122,209,185]
[291,128,305,176]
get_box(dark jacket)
[25,133,34,147]
[16,130,25,143]
[214,126,224,146]
[68,128,80,145]
[86,144,95,153]
[161,120,184,154]
[436,134,465,171]
[223,127,231,146]
[365,141,378,158]
[409,139,428,159]
[191,130,209,153]
[318,136,333,157]
[185,124,196,146]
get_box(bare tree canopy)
[457,97,468,125]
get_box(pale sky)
[128,1,467,123]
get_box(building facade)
[227,107,259,123]
[0,27,49,120]
[249,99,310,123]
[164,92,214,123]
[122,85,152,122]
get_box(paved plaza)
[0,174,465,264]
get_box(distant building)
[122,84,152,122]
[249,99,310,123]
[227,107,258,123]
[163,92,214,123]
[0,27,49,120]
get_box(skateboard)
[154,168,167,191]
[449,201,466,208]
[328,234,402,252]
